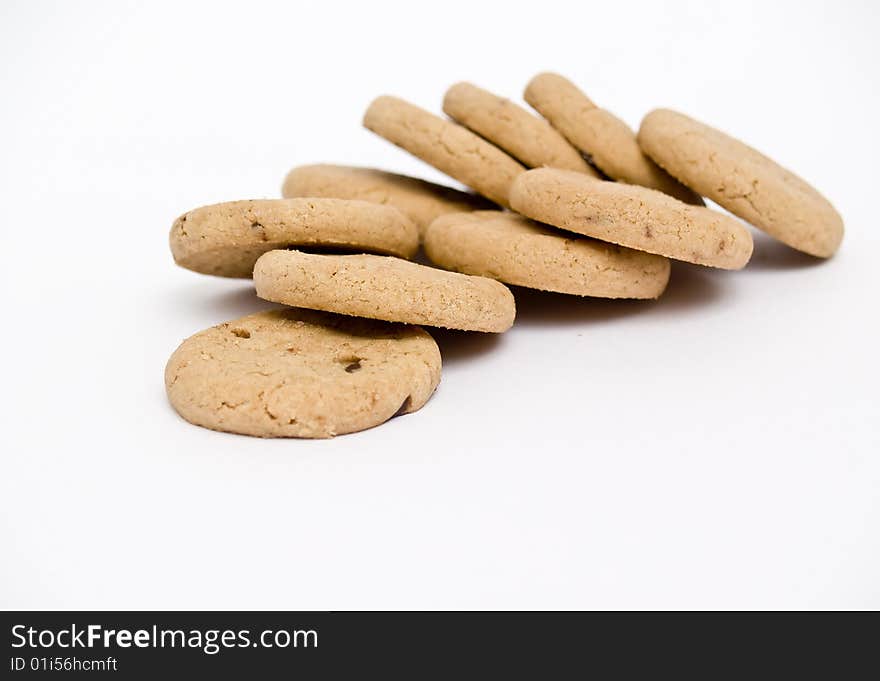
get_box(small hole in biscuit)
[230,328,251,338]
[249,220,268,241]
[337,355,363,372]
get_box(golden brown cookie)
[509,168,753,270]
[281,164,495,237]
[524,72,702,205]
[425,211,670,298]
[363,95,525,207]
[442,82,598,176]
[165,309,441,438]
[638,108,844,257]
[170,198,419,278]
[254,249,515,333]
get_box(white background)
[2,0,878,609]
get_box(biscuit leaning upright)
[638,109,844,258]
[442,82,599,176]
[510,168,753,270]
[524,72,702,205]
[363,96,525,207]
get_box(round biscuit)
[638,108,844,257]
[509,168,753,270]
[171,198,419,278]
[165,309,441,438]
[425,211,670,298]
[254,250,516,333]
[363,95,525,207]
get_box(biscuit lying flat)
[363,95,525,207]
[509,168,753,270]
[254,250,515,332]
[442,82,599,177]
[170,198,419,278]
[282,164,495,237]
[425,211,670,299]
[165,309,441,438]
[638,109,844,258]
[524,73,702,205]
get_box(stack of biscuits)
[165,73,844,438]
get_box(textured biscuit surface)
[363,95,525,207]
[282,164,495,237]
[443,82,598,176]
[425,211,670,298]
[524,73,702,205]
[510,168,753,270]
[254,250,515,333]
[638,108,844,257]
[165,309,441,438]
[170,198,419,278]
